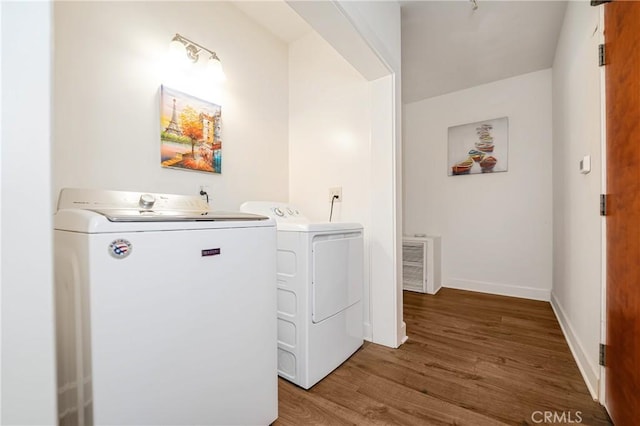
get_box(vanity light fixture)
[169,33,225,80]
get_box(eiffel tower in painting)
[164,98,182,136]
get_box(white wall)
[404,69,553,301]
[287,0,404,347]
[551,1,602,399]
[1,2,58,424]
[288,31,372,338]
[336,0,405,347]
[370,74,402,343]
[289,32,371,223]
[53,1,289,210]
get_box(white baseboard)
[550,292,599,400]
[400,321,408,345]
[363,321,406,347]
[444,278,551,301]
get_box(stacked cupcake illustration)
[475,124,494,153]
[451,122,498,175]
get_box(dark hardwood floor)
[275,289,611,425]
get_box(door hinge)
[600,194,607,216]
[591,0,612,6]
[599,343,606,366]
[599,44,606,67]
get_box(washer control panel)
[139,194,156,209]
[57,188,209,212]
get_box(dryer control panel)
[241,201,309,223]
[273,206,300,218]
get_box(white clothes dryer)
[241,201,364,389]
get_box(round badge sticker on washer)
[109,239,132,259]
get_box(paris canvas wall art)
[160,85,222,174]
[448,117,508,176]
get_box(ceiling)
[233,1,312,44]
[234,1,568,104]
[401,1,568,103]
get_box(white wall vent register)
[402,236,442,294]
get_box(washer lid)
[56,188,268,222]
[54,209,275,233]
[89,209,267,222]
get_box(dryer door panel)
[312,233,363,324]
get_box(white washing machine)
[54,189,278,426]
[241,201,363,389]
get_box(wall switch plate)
[329,186,342,202]
[580,155,591,174]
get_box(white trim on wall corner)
[550,292,600,401]
[444,278,551,302]
[363,321,372,342]
[400,321,408,344]
[0,4,3,422]
[597,4,608,406]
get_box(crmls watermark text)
[531,411,583,424]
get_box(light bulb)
[207,55,226,82]
[168,38,185,61]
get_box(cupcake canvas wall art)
[447,117,508,176]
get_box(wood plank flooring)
[275,289,611,425]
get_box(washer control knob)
[273,207,284,217]
[286,208,294,215]
[139,194,156,209]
